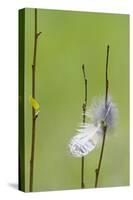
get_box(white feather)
[87,96,118,129]
[69,123,103,157]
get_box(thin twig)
[94,45,110,188]
[29,8,42,192]
[81,64,87,188]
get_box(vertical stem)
[29,8,41,192]
[105,45,109,104]
[95,45,110,188]
[81,64,87,188]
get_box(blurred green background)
[24,8,129,192]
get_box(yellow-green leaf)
[29,96,40,110]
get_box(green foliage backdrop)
[24,8,129,192]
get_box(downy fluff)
[69,96,118,157]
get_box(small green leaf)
[29,96,40,110]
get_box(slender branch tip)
[82,64,86,80]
